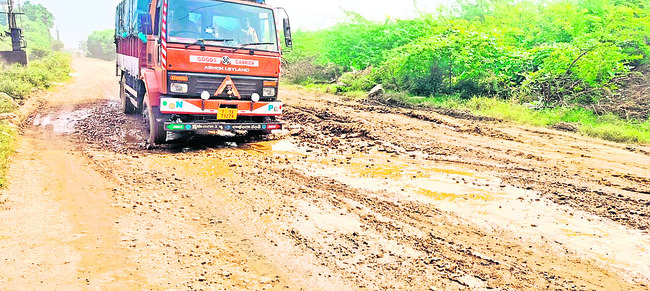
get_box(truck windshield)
[167,0,278,52]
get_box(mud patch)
[72,100,281,154]
[278,138,650,283]
[72,100,147,153]
[32,108,91,134]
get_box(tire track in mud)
[201,136,646,289]
[236,166,587,290]
[61,85,650,288]
[9,57,648,289]
[6,61,650,290]
[20,102,296,290]
[74,141,299,290]
[47,95,646,289]
[282,101,650,232]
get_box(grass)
[394,93,650,144]
[0,122,15,188]
[0,95,18,188]
[0,52,72,99]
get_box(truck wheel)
[120,75,136,114]
[144,103,166,145]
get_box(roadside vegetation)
[0,53,71,99]
[0,2,71,187]
[0,120,15,188]
[283,0,650,144]
[85,29,117,61]
[0,91,16,187]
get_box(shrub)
[285,0,650,106]
[0,121,15,188]
[337,68,375,92]
[282,57,340,85]
[0,52,71,99]
[0,93,18,114]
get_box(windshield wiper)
[185,38,233,50]
[238,42,275,49]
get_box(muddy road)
[1,57,649,290]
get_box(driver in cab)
[239,17,259,44]
[169,4,201,39]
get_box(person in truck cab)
[239,17,259,44]
[169,4,201,39]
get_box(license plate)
[217,108,238,120]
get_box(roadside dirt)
[607,64,650,121]
[1,57,649,290]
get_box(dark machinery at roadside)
[0,0,27,65]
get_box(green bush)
[282,30,340,84]
[0,94,18,114]
[323,14,434,71]
[0,52,71,99]
[282,57,340,85]
[286,0,650,103]
[337,68,375,92]
[19,1,61,55]
[0,121,15,188]
[0,78,33,100]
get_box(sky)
[16,0,445,49]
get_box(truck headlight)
[263,87,276,97]
[170,83,188,94]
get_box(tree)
[21,1,54,28]
[16,1,56,56]
[86,29,116,60]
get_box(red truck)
[115,0,292,144]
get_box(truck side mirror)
[283,18,293,48]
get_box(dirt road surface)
[1,57,649,290]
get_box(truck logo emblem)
[222,56,231,65]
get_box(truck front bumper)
[164,122,282,134]
[160,98,282,116]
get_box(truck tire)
[144,103,166,145]
[120,75,136,114]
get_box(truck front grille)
[195,75,262,100]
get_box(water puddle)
[33,108,92,134]
[267,139,650,284]
[247,139,305,155]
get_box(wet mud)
[1,57,649,290]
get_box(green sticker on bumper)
[167,124,184,130]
